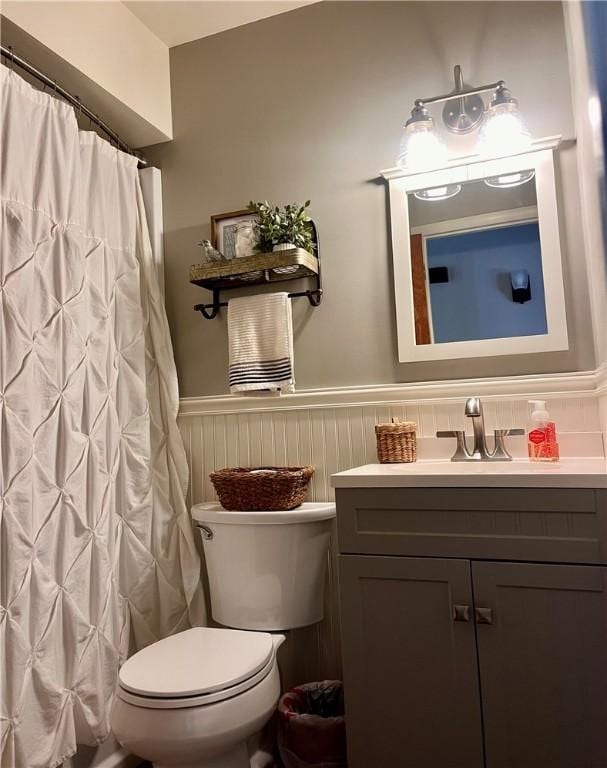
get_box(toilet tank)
[191,502,335,631]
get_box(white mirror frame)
[382,136,569,363]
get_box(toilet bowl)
[111,502,336,768]
[112,627,284,768]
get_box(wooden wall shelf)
[190,222,322,320]
[189,248,317,290]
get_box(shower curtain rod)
[1,44,147,166]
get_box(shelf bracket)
[307,286,322,307]
[195,289,221,320]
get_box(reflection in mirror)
[407,172,547,345]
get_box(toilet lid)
[192,501,336,526]
[118,627,275,699]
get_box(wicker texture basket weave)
[210,466,315,511]
[375,419,417,463]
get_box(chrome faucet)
[437,397,524,462]
[464,396,492,460]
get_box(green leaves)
[248,199,315,254]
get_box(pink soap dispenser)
[527,400,559,462]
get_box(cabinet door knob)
[475,607,493,624]
[452,604,471,622]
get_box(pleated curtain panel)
[0,65,205,768]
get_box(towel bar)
[194,287,322,320]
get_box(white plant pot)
[272,243,296,252]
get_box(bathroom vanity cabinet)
[333,479,607,768]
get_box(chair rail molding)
[179,368,602,417]
[596,363,607,397]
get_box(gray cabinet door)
[339,555,484,768]
[473,561,607,768]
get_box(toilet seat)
[118,626,275,710]
[118,653,276,709]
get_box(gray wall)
[145,1,594,398]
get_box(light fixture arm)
[412,65,506,135]
[417,78,505,107]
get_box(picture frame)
[211,209,260,260]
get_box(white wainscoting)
[178,370,604,683]
[178,379,602,506]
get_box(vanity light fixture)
[397,65,532,180]
[477,84,532,157]
[397,103,448,170]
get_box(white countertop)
[331,458,607,489]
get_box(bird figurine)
[198,239,226,263]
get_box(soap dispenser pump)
[527,400,559,462]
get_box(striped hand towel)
[228,292,295,393]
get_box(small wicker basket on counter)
[375,419,417,463]
[210,466,315,511]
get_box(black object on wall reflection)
[510,269,531,303]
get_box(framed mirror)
[383,139,568,362]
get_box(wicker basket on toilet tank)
[210,466,315,510]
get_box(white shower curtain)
[0,66,205,768]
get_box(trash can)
[277,680,347,768]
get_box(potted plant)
[248,200,315,255]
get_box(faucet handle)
[498,428,525,436]
[436,430,470,461]
[492,428,525,460]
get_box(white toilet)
[111,501,336,768]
